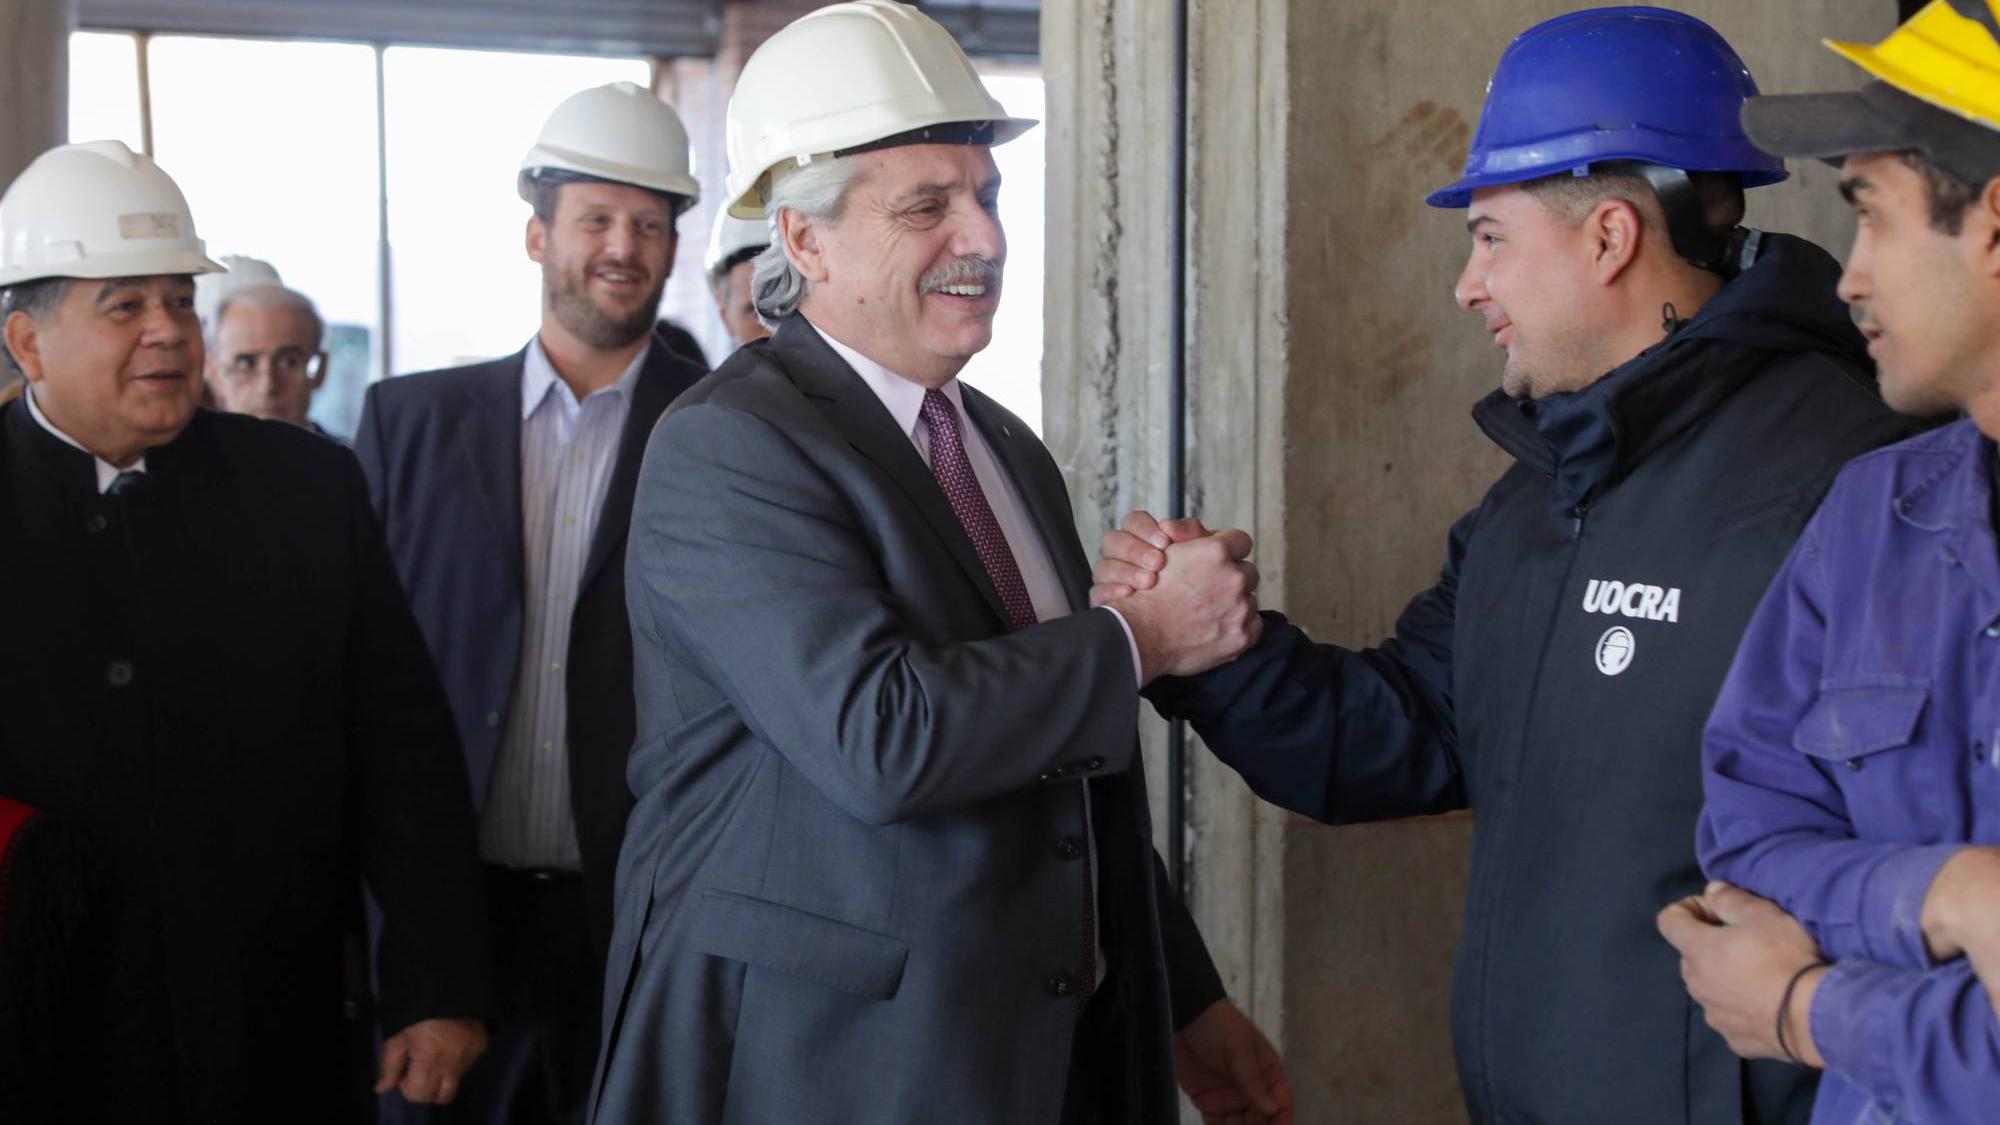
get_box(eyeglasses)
[222,348,327,382]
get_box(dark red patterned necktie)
[919,389,1039,632]
[920,389,1096,998]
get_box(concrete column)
[0,0,69,188]
[1044,1,1895,1121]
[0,0,70,393]
[654,0,823,364]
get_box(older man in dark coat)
[0,139,493,1123]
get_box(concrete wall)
[1044,2,1894,1121]
[1,0,70,188]
[0,0,71,393]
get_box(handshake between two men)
[1087,511,1263,685]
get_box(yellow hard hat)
[1827,0,2000,130]
[1741,0,2000,187]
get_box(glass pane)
[68,32,145,151]
[382,47,650,375]
[147,35,383,439]
[958,72,1046,435]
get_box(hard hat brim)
[0,247,225,289]
[1423,131,1789,210]
[1743,81,2000,187]
[725,115,1039,220]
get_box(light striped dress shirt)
[478,337,647,870]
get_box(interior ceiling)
[75,0,1040,60]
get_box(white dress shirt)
[809,320,1109,986]
[479,336,645,871]
[24,386,146,492]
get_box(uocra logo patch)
[1596,626,1636,676]
[1581,578,1682,623]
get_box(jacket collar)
[1892,418,1985,535]
[1891,418,2000,616]
[520,334,649,421]
[577,335,704,593]
[766,314,1017,628]
[1471,234,1871,512]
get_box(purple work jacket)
[1699,417,2000,1124]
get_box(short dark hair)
[1899,150,1984,235]
[0,277,71,372]
[1520,166,1747,236]
[526,170,688,224]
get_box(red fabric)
[0,795,40,936]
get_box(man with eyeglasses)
[203,283,336,439]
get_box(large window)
[70,33,1048,436]
[381,48,650,374]
[147,36,383,438]
[70,34,649,437]
[959,70,1046,435]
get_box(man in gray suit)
[591,4,1292,1124]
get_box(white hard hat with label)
[194,254,283,325]
[722,0,1038,219]
[518,81,701,206]
[0,139,223,287]
[704,209,770,277]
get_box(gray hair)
[0,277,71,372]
[751,158,862,324]
[209,283,325,350]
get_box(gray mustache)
[919,257,1001,293]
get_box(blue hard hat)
[1426,6,1789,209]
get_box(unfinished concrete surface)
[0,0,69,394]
[0,0,70,188]
[1043,1,1895,1120]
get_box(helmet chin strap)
[1627,163,1765,278]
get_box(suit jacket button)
[1084,757,1105,771]
[84,513,108,534]
[1055,836,1084,861]
[106,659,135,687]
[1047,973,1077,998]
[486,711,502,728]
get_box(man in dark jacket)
[0,139,492,1123]
[1091,10,1921,1123]
[356,82,706,1124]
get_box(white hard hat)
[194,254,283,325]
[704,209,770,277]
[0,139,223,288]
[722,0,1038,219]
[518,81,700,206]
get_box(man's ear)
[778,209,831,284]
[3,310,46,383]
[1586,197,1645,286]
[526,214,548,267]
[1975,174,2000,281]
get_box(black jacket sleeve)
[1153,852,1226,1030]
[336,448,495,1033]
[1145,509,1474,825]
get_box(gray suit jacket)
[591,316,1225,1124]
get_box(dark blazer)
[591,316,1226,1125]
[0,402,492,1124]
[355,330,705,948]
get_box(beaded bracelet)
[1775,959,1829,1065]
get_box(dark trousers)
[1058,969,1129,1125]
[438,866,601,1125]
